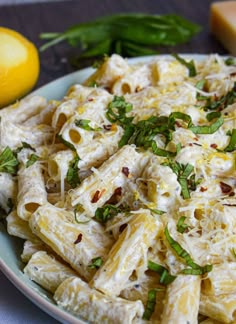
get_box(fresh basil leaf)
[95,204,121,223]
[66,153,80,188]
[56,134,77,152]
[26,154,39,168]
[224,129,236,152]
[172,53,197,77]
[225,57,236,66]
[164,226,212,274]
[0,147,19,174]
[142,289,157,320]
[15,142,36,154]
[177,216,189,233]
[189,117,224,134]
[148,260,176,285]
[75,119,102,131]
[88,256,103,269]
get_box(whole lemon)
[0,27,40,108]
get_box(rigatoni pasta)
[1,53,236,323]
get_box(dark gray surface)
[0,0,227,89]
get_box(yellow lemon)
[0,27,40,108]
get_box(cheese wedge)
[210,1,236,55]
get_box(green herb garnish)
[40,14,201,60]
[75,119,102,131]
[149,209,166,215]
[223,129,236,152]
[88,256,103,269]
[177,216,189,233]
[225,57,236,66]
[172,53,197,77]
[0,147,19,174]
[164,226,213,275]
[15,142,36,154]
[148,260,176,285]
[142,289,157,320]
[162,160,195,199]
[26,154,39,168]
[95,204,121,223]
[189,117,224,134]
[56,134,77,152]
[204,82,236,111]
[231,248,236,259]
[106,96,133,125]
[67,153,80,188]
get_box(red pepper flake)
[103,125,112,131]
[114,187,122,196]
[188,143,193,146]
[122,167,130,177]
[88,98,94,102]
[74,233,82,244]
[229,192,235,197]
[91,189,106,203]
[200,187,208,192]
[210,143,218,149]
[193,137,198,141]
[119,223,127,233]
[220,182,232,194]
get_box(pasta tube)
[91,211,162,296]
[161,275,201,324]
[83,54,131,88]
[29,203,114,281]
[24,251,77,293]
[54,277,144,324]
[200,293,236,323]
[6,210,35,241]
[70,145,143,216]
[21,239,51,263]
[17,163,47,221]
[202,262,236,296]
[0,95,47,124]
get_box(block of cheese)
[210,1,236,55]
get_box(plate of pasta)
[0,53,236,324]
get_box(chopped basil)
[231,248,236,259]
[56,134,77,152]
[74,204,90,223]
[189,117,224,134]
[172,53,197,77]
[223,129,236,152]
[142,289,157,320]
[88,256,103,269]
[162,160,195,199]
[26,154,39,168]
[0,147,19,174]
[195,79,206,91]
[164,226,213,274]
[181,264,213,275]
[15,142,36,153]
[95,204,121,223]
[206,111,221,122]
[88,80,98,87]
[149,209,166,215]
[168,112,193,130]
[106,96,133,125]
[75,119,102,131]
[66,153,80,188]
[177,216,189,233]
[204,82,236,111]
[225,57,236,66]
[148,260,176,285]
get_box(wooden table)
[0,0,227,89]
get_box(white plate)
[0,54,209,323]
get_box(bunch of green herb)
[40,13,201,60]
